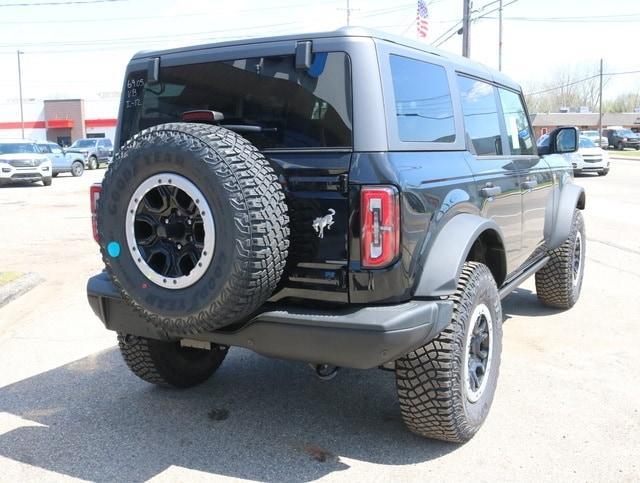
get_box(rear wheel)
[395,262,502,443]
[117,333,227,388]
[535,210,585,309]
[616,142,624,151]
[88,156,98,170]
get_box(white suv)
[0,139,53,186]
[577,136,610,176]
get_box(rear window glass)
[389,54,455,143]
[120,52,352,150]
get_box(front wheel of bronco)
[535,209,585,309]
[395,262,502,443]
[117,333,227,388]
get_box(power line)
[0,22,302,49]
[0,0,344,22]
[0,0,124,6]
[434,0,517,48]
[482,13,640,23]
[527,70,640,96]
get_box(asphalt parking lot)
[0,160,639,482]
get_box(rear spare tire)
[97,123,289,334]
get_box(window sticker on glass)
[125,75,146,109]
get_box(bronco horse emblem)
[312,209,335,239]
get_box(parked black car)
[66,138,114,169]
[603,128,640,150]
[86,27,586,443]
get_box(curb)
[0,273,44,309]
[610,156,640,161]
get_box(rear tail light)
[90,183,102,243]
[360,186,400,269]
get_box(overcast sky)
[0,0,638,107]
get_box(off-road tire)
[395,262,503,443]
[616,142,624,151]
[535,209,585,309]
[117,333,227,388]
[42,176,52,186]
[88,156,98,170]
[98,123,289,334]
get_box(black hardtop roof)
[130,26,520,92]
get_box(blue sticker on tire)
[107,241,121,258]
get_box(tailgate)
[267,151,351,303]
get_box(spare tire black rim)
[463,303,493,403]
[125,173,215,289]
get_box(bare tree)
[523,63,610,113]
[604,91,640,113]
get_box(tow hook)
[312,363,340,380]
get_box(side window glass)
[457,76,502,156]
[498,88,535,155]
[389,55,455,143]
[51,145,63,154]
[38,144,51,154]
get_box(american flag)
[416,0,429,39]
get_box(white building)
[0,96,119,145]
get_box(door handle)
[522,180,538,190]
[480,185,502,198]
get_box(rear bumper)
[87,272,453,370]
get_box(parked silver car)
[0,139,52,186]
[36,141,84,177]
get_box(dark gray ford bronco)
[87,28,586,443]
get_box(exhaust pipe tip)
[312,363,340,380]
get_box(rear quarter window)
[389,55,455,143]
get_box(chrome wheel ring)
[572,231,583,287]
[125,173,215,289]
[463,303,494,403]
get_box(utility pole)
[338,0,357,27]
[598,58,604,146]
[462,0,471,58]
[17,50,25,139]
[498,0,503,70]
[346,0,350,26]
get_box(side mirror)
[538,126,579,155]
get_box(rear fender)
[414,214,505,297]
[546,183,585,250]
